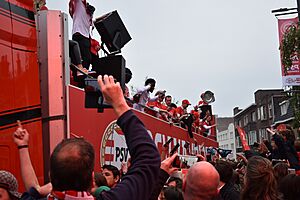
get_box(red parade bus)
[0,0,218,191]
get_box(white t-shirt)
[72,0,91,38]
[133,85,158,112]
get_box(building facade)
[233,89,295,153]
[216,117,236,159]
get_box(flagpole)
[297,0,300,20]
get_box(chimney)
[233,107,242,115]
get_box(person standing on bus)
[133,78,158,112]
[69,0,95,71]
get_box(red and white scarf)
[48,191,94,200]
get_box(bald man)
[183,161,220,200]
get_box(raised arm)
[203,124,216,129]
[13,121,52,196]
[136,85,151,94]
[149,153,178,200]
[13,121,39,191]
[97,75,161,200]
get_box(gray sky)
[48,0,297,117]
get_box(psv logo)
[100,121,130,169]
[280,20,297,35]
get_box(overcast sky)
[48,0,297,117]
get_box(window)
[230,131,233,139]
[238,120,242,127]
[268,103,273,118]
[251,111,256,122]
[248,130,257,145]
[259,129,268,140]
[280,100,289,116]
[260,106,267,120]
[244,115,249,125]
[258,106,267,120]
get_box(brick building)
[233,89,294,153]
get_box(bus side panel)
[0,0,13,113]
[0,44,14,113]
[11,9,36,51]
[0,0,44,192]
[0,0,12,47]
[9,0,34,12]
[12,50,40,109]
[0,120,44,192]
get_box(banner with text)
[278,17,300,86]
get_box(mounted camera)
[84,55,126,112]
[84,78,112,112]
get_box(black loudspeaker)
[94,10,131,53]
[92,55,126,90]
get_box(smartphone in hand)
[170,143,180,155]
[172,155,181,168]
[163,138,173,148]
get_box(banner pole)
[297,0,300,20]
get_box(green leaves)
[279,23,300,75]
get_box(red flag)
[236,126,250,151]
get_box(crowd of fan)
[5,1,296,199]
[131,78,216,140]
[1,75,300,200]
[66,0,213,140]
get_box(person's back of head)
[167,177,183,189]
[214,160,233,184]
[163,186,184,200]
[280,129,295,144]
[170,103,177,109]
[91,172,109,197]
[50,138,95,191]
[144,78,156,86]
[0,170,21,200]
[294,139,300,152]
[241,156,279,200]
[94,172,108,187]
[273,162,288,184]
[183,161,220,200]
[125,67,132,84]
[279,174,300,200]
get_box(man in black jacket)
[15,74,161,200]
[214,160,240,200]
